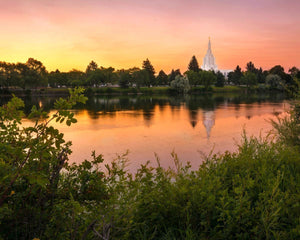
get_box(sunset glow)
[1,0,299,72]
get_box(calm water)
[9,93,289,172]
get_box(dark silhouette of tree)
[188,56,200,72]
[269,65,285,78]
[215,71,225,87]
[24,58,47,89]
[132,69,149,88]
[142,58,155,87]
[118,70,131,88]
[86,60,98,73]
[156,70,168,85]
[288,66,299,77]
[246,61,257,73]
[228,65,243,85]
[201,71,216,90]
[186,70,201,87]
[257,67,265,84]
[168,69,182,84]
[67,69,85,87]
[241,71,257,88]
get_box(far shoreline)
[0,85,285,97]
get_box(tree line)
[0,56,299,92]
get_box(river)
[16,92,289,172]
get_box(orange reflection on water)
[46,101,289,173]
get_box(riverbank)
[1,85,279,97]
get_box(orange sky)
[1,0,299,73]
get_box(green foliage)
[241,71,258,88]
[156,70,168,86]
[186,70,201,87]
[142,58,156,87]
[188,55,200,72]
[118,70,131,88]
[272,99,300,151]
[0,87,87,239]
[215,71,225,87]
[170,75,190,94]
[228,65,243,85]
[266,74,284,90]
[201,71,216,90]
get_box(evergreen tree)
[246,61,256,73]
[142,58,155,87]
[156,70,168,85]
[168,69,182,83]
[86,60,98,73]
[188,55,200,72]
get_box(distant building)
[201,38,232,78]
[201,38,218,71]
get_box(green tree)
[86,60,98,73]
[142,58,155,87]
[257,67,266,84]
[118,70,131,88]
[246,61,257,73]
[132,69,149,88]
[200,71,216,90]
[270,65,299,94]
[170,75,190,93]
[266,74,284,90]
[188,55,200,72]
[24,58,48,89]
[168,69,181,83]
[67,69,85,87]
[289,66,299,77]
[228,65,243,85]
[101,66,115,85]
[87,69,105,87]
[186,70,201,87]
[215,71,225,87]
[241,71,257,88]
[156,70,168,86]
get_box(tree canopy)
[188,55,200,72]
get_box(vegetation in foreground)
[0,88,299,239]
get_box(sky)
[0,0,299,73]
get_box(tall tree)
[257,67,265,84]
[24,58,47,89]
[188,56,200,72]
[156,70,168,86]
[142,58,155,87]
[246,61,256,73]
[241,71,257,88]
[86,60,98,73]
[228,65,243,85]
[215,71,225,87]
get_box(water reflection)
[2,92,289,172]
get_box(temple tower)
[201,38,218,71]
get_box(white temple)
[202,110,215,139]
[201,38,218,71]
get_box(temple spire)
[208,37,211,51]
[201,37,218,71]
